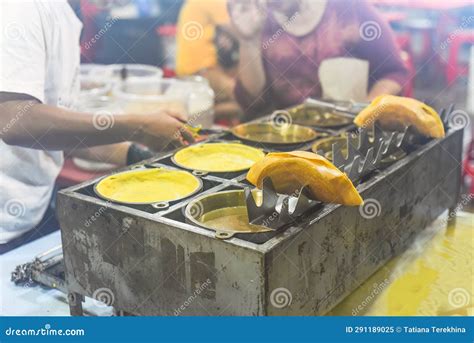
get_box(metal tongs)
[305,98,369,119]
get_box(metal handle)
[305,98,366,118]
[305,98,337,110]
[211,139,242,144]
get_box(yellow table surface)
[330,212,474,316]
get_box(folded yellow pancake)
[246,151,363,206]
[354,95,445,138]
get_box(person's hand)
[215,25,236,52]
[130,110,195,151]
[228,0,266,40]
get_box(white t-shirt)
[0,0,82,243]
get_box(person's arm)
[198,66,236,102]
[0,4,192,153]
[367,79,402,101]
[229,0,273,118]
[0,93,194,152]
[236,39,266,98]
[350,0,408,100]
[228,0,266,97]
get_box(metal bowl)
[95,167,202,206]
[311,136,348,161]
[289,105,353,128]
[231,122,322,145]
[185,190,272,239]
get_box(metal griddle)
[17,103,463,316]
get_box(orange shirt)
[175,0,230,76]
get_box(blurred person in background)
[176,0,242,123]
[0,0,194,248]
[229,0,409,119]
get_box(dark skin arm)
[229,0,267,99]
[0,92,195,152]
[367,79,402,101]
